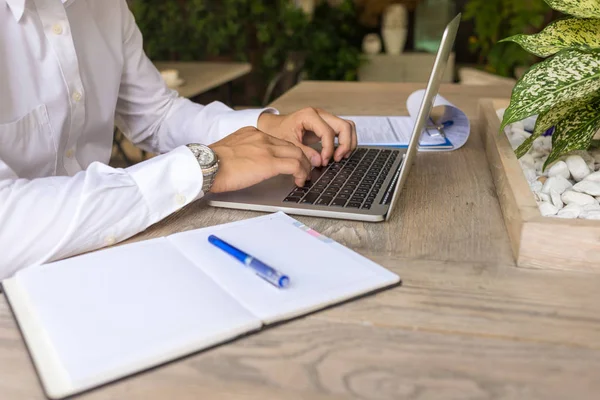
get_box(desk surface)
[2,82,600,400]
[153,61,252,98]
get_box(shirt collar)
[5,0,26,22]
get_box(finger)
[273,158,311,187]
[298,108,336,166]
[270,143,312,175]
[348,119,358,158]
[264,124,322,167]
[316,109,355,161]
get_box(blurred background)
[114,0,561,164]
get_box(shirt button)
[175,193,187,206]
[52,23,63,35]
[65,148,75,158]
[72,91,82,102]
[105,236,116,246]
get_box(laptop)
[207,14,461,222]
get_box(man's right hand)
[208,127,312,194]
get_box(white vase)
[382,28,407,55]
[362,33,382,55]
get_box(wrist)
[185,144,219,193]
[257,112,282,134]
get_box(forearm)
[0,146,202,279]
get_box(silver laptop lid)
[384,14,461,222]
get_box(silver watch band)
[201,163,219,193]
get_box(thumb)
[298,144,322,167]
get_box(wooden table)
[3,82,600,400]
[153,61,252,101]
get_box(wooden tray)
[478,98,600,273]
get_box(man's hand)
[208,127,311,193]
[258,108,358,167]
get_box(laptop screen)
[385,14,461,221]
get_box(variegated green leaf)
[543,96,600,169]
[544,0,600,18]
[515,91,599,157]
[500,49,600,131]
[501,18,600,58]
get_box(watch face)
[197,148,215,165]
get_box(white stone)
[522,116,537,132]
[541,176,572,195]
[582,203,600,211]
[529,180,543,193]
[522,167,537,183]
[583,171,600,182]
[573,180,600,196]
[570,150,596,171]
[566,155,591,181]
[550,190,564,209]
[510,121,526,134]
[561,190,597,205]
[580,210,600,220]
[538,201,558,216]
[547,161,570,179]
[519,154,535,169]
[590,149,600,164]
[509,132,528,149]
[535,192,550,203]
[496,108,506,121]
[541,136,552,153]
[532,137,545,153]
[556,203,583,219]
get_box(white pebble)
[566,155,591,181]
[522,167,537,183]
[590,149,600,164]
[530,181,543,193]
[573,180,600,196]
[583,203,600,211]
[522,116,537,132]
[496,108,506,120]
[547,161,570,179]
[510,122,526,134]
[580,210,600,220]
[541,136,552,153]
[538,201,558,216]
[550,190,564,209]
[556,203,582,218]
[584,171,600,182]
[509,132,528,150]
[561,190,597,205]
[571,150,596,171]
[541,176,572,195]
[519,154,535,169]
[536,192,551,203]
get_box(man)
[0,0,357,279]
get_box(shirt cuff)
[216,107,279,140]
[126,145,203,223]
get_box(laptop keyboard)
[283,148,401,210]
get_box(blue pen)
[208,235,290,289]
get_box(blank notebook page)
[169,213,399,324]
[13,238,261,388]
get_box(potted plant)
[498,0,600,169]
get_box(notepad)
[343,89,471,151]
[2,212,400,399]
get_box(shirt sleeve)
[114,0,277,154]
[0,146,203,280]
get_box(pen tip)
[279,276,290,288]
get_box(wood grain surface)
[2,82,599,400]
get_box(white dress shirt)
[0,0,274,279]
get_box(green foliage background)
[463,0,552,77]
[129,0,364,100]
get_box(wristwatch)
[186,144,219,193]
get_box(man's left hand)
[258,108,357,167]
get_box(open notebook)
[344,89,471,151]
[2,212,400,399]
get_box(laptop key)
[316,196,333,206]
[331,197,347,207]
[300,192,320,204]
[310,187,324,194]
[324,190,338,197]
[337,193,350,199]
[361,204,372,210]
[346,202,362,208]
[284,196,302,203]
